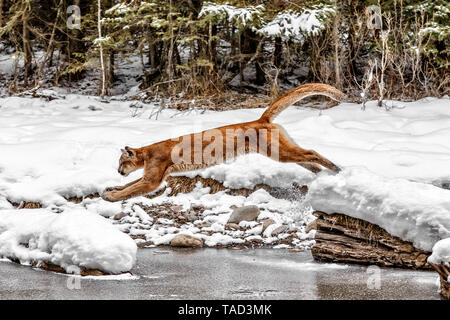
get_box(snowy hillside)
[0,93,449,268]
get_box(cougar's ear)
[122,146,135,157]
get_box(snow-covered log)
[307,167,450,252]
[309,212,431,269]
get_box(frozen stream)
[0,248,440,300]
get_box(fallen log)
[308,211,431,270]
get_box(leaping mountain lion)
[102,83,345,202]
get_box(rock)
[137,241,154,248]
[170,205,183,212]
[227,205,260,224]
[113,212,129,220]
[289,248,303,253]
[196,221,211,228]
[187,215,197,222]
[271,225,288,236]
[226,223,241,230]
[80,269,105,276]
[261,219,275,232]
[170,234,203,248]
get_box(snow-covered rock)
[0,208,137,274]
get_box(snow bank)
[0,208,137,274]
[428,238,450,266]
[307,167,450,251]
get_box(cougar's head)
[118,146,143,176]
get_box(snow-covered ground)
[0,208,137,274]
[0,92,449,269]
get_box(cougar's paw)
[332,165,342,173]
[101,190,121,202]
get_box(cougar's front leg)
[102,166,166,202]
[105,178,142,192]
[102,180,160,202]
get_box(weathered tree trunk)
[308,212,431,269]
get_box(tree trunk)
[35,0,63,86]
[332,1,341,89]
[23,11,32,87]
[165,0,175,80]
[109,51,114,88]
[274,37,282,68]
[97,0,106,97]
[0,0,4,31]
[241,29,265,86]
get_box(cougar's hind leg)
[303,149,341,173]
[277,132,341,173]
[297,162,323,173]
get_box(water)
[0,248,440,300]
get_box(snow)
[0,208,137,274]
[257,8,335,42]
[307,167,450,251]
[0,92,449,253]
[428,238,450,266]
[200,2,264,28]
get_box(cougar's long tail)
[259,83,345,123]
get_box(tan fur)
[102,83,345,202]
